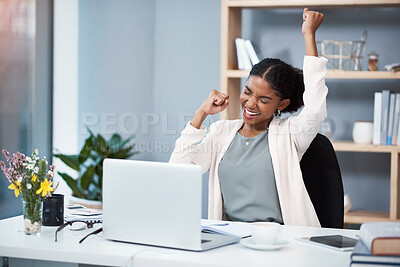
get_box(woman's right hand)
[200,89,229,115]
[191,90,229,129]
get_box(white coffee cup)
[352,121,373,144]
[251,222,281,245]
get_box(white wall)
[152,0,221,218]
[52,0,79,198]
[152,0,221,162]
[78,0,156,160]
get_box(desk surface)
[0,216,358,267]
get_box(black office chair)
[300,133,344,228]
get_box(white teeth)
[245,108,260,116]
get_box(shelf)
[225,70,400,79]
[332,141,400,153]
[344,210,394,224]
[327,71,400,79]
[227,0,400,8]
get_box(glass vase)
[22,200,43,235]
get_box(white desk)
[0,216,358,267]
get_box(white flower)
[17,176,23,183]
[34,167,39,173]
[22,163,27,167]
[27,164,34,170]
[26,157,32,163]
[34,149,39,155]
[26,183,32,189]
[48,170,53,177]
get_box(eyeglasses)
[55,220,102,243]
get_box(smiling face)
[240,75,290,131]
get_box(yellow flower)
[36,178,54,197]
[31,174,37,182]
[8,181,21,197]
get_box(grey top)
[218,130,283,223]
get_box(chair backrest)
[300,133,344,228]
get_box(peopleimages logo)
[79,112,320,153]
[81,112,218,135]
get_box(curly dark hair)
[249,58,304,113]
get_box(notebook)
[102,159,240,251]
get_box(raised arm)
[302,8,324,57]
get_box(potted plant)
[54,129,137,208]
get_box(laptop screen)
[102,159,203,250]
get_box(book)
[397,116,400,145]
[235,38,252,70]
[387,93,396,145]
[351,239,400,265]
[244,39,260,66]
[359,222,400,256]
[235,38,245,70]
[391,94,400,145]
[373,92,383,145]
[351,261,400,266]
[381,90,391,145]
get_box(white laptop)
[102,159,240,251]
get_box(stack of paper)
[65,204,103,222]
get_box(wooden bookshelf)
[333,141,400,224]
[333,141,400,153]
[226,70,400,80]
[326,71,400,79]
[226,0,400,8]
[344,210,392,224]
[220,0,400,225]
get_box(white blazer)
[169,56,328,227]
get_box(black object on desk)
[42,194,64,226]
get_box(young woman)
[170,8,326,227]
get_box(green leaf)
[53,154,80,171]
[120,135,135,146]
[86,126,95,137]
[114,135,135,151]
[78,137,93,164]
[37,159,47,181]
[57,172,85,198]
[94,134,108,155]
[108,133,122,146]
[110,145,136,159]
[80,165,95,190]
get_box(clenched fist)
[200,89,229,115]
[302,8,324,36]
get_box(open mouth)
[243,107,261,119]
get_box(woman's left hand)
[302,8,324,36]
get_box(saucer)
[240,237,289,251]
